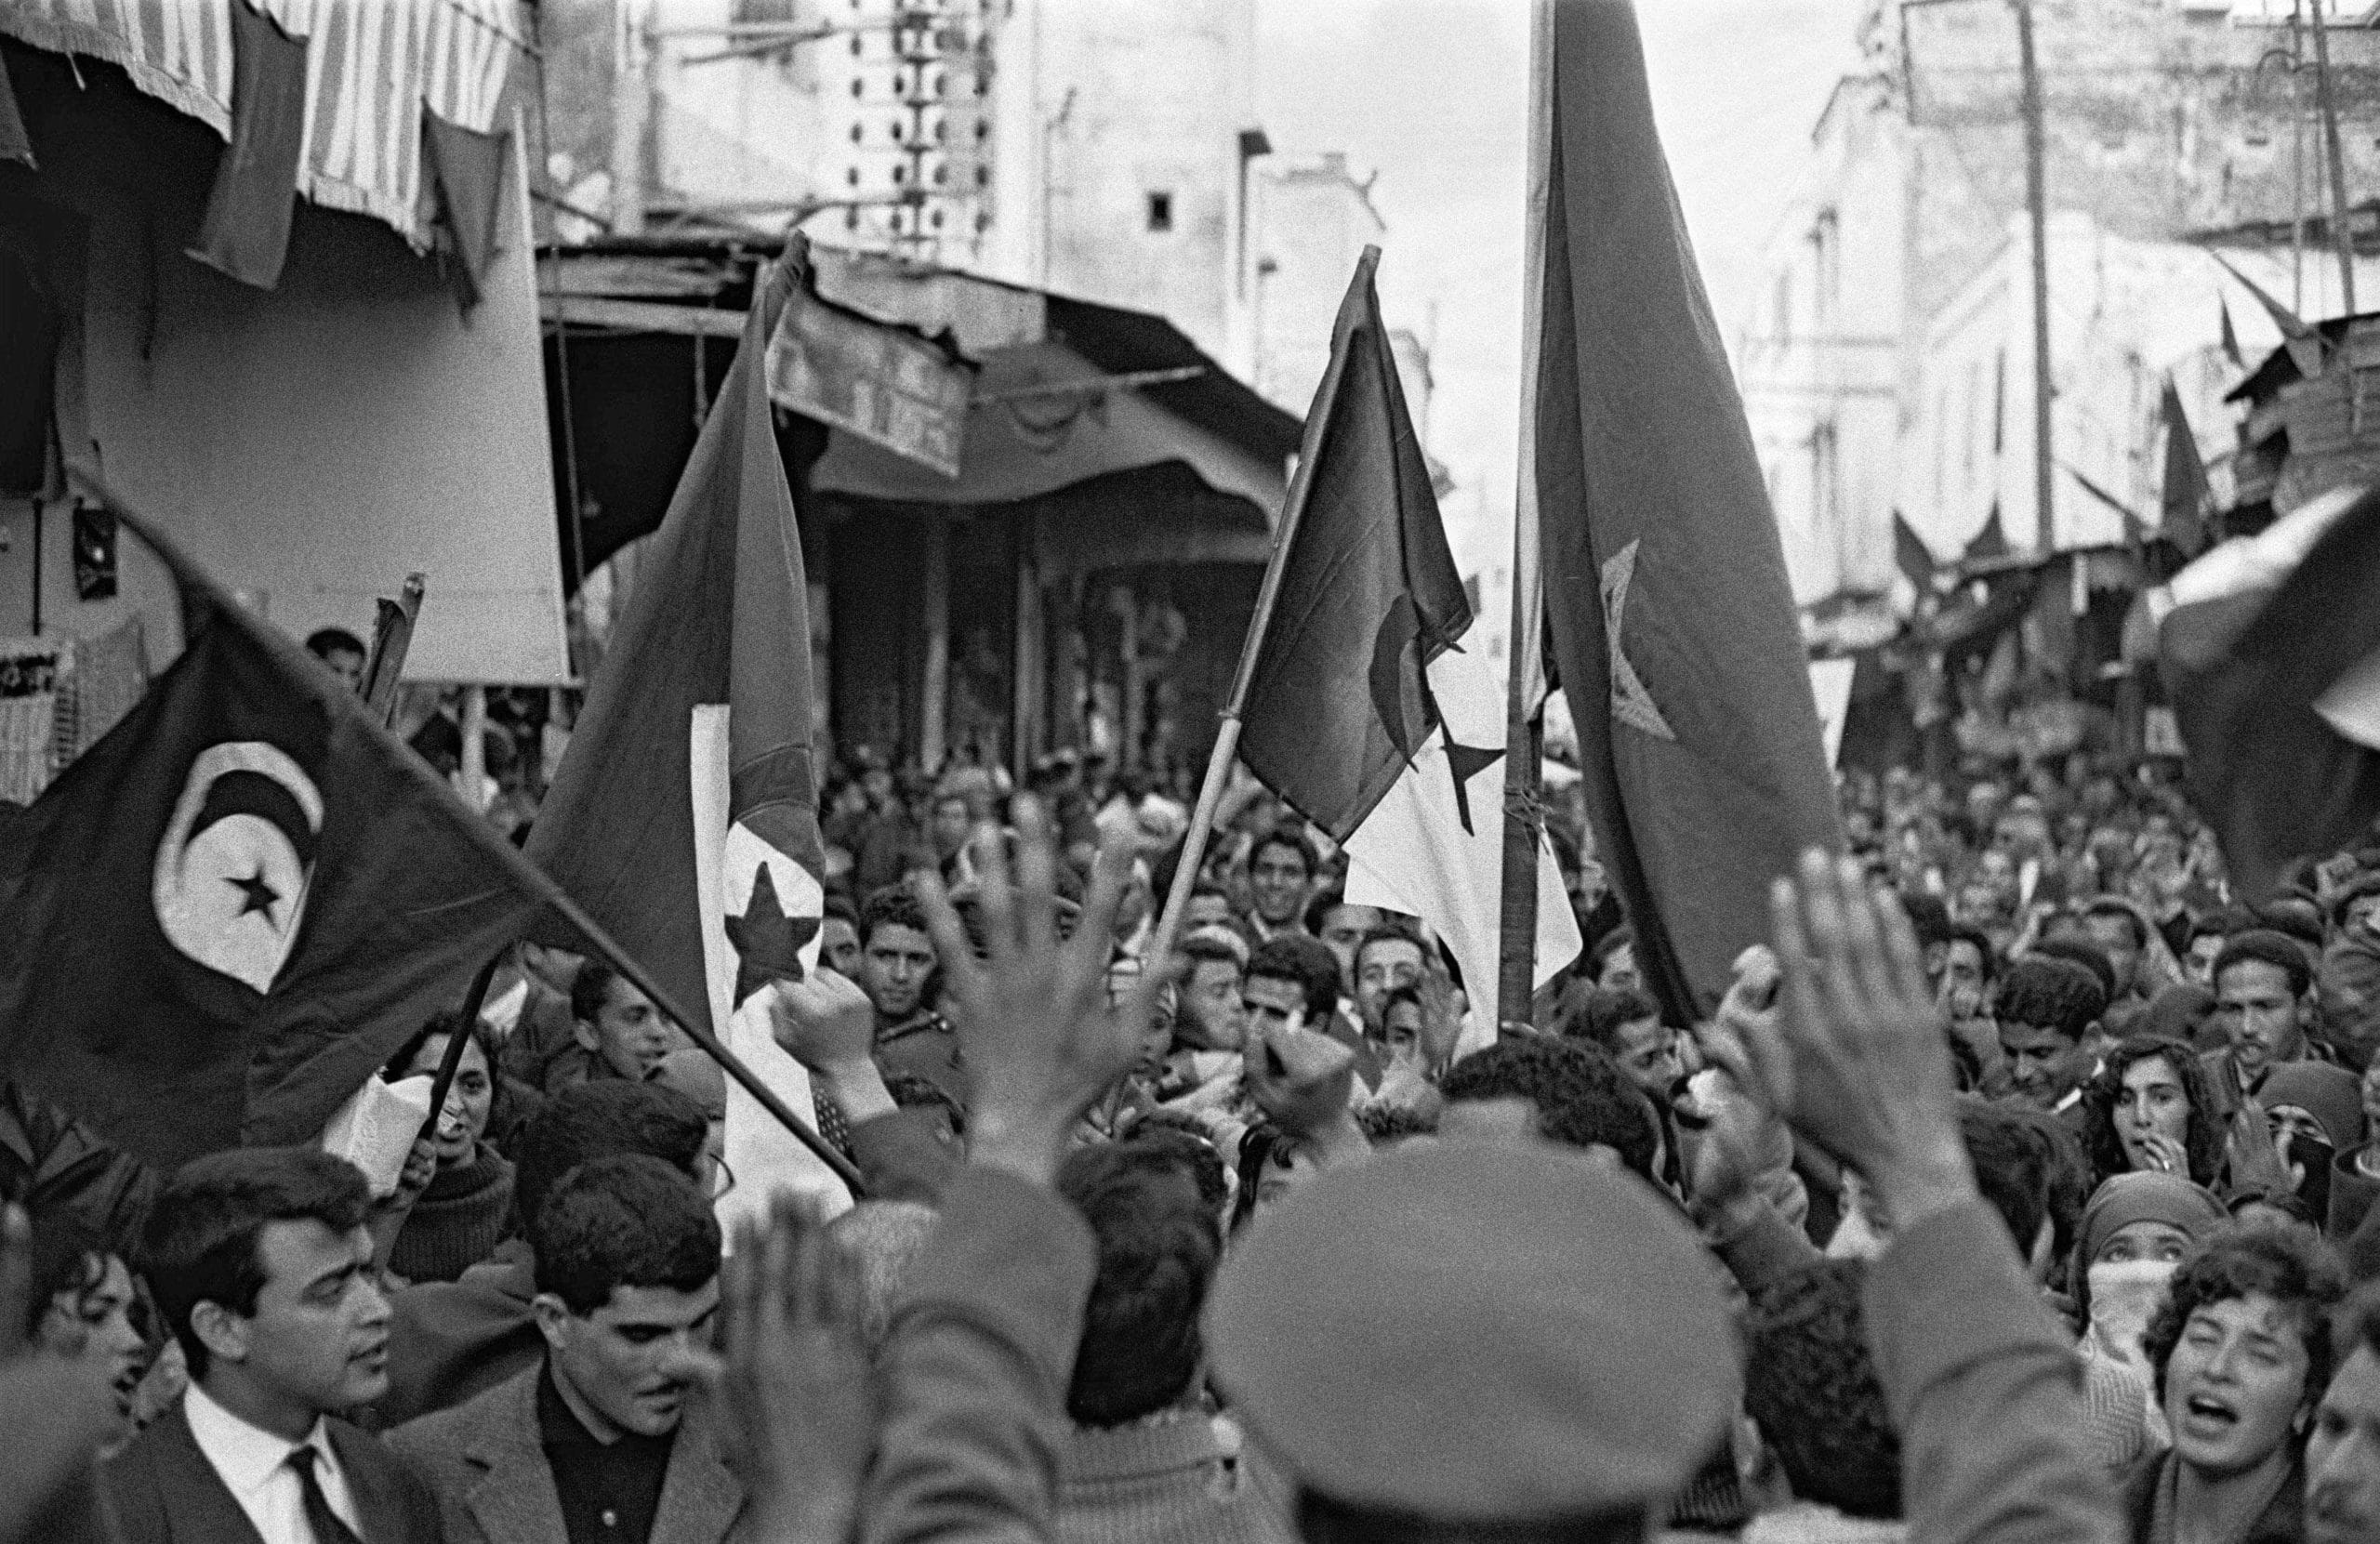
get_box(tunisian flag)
[0,516,542,1171]
[1526,0,1840,1022]
[1239,249,1579,1012]
[528,254,845,1213]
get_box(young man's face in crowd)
[318,645,364,693]
[202,1218,391,1415]
[2082,913,2141,997]
[2162,1291,2313,1484]
[1383,999,1425,1064]
[2217,960,2308,1078]
[1241,972,1306,1038]
[1183,892,1234,931]
[1249,843,1312,928]
[1354,938,1424,1032]
[2308,1343,2380,1544]
[1609,1015,1683,1102]
[1939,938,1990,1022]
[1177,959,1246,1052]
[1998,1020,2092,1108]
[2188,933,2228,989]
[862,922,937,1022]
[538,1277,720,1440]
[577,976,674,1081]
[930,797,973,859]
[820,915,862,979]
[1316,904,1382,988]
[1596,941,1641,994]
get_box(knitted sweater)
[389,1143,514,1285]
[1055,1410,1294,1544]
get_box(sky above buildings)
[1253,0,1869,567]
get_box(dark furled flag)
[2215,254,2326,379]
[2219,296,2242,369]
[422,111,508,310]
[1893,512,1937,594]
[0,535,543,1172]
[1525,0,1840,1022]
[1963,504,2011,565]
[1238,250,1579,1008]
[2162,382,2213,556]
[187,0,309,290]
[527,253,843,1211]
[2065,462,2149,548]
[2160,485,2380,900]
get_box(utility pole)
[610,0,648,235]
[2015,0,2055,553]
[2312,0,2358,314]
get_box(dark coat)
[2116,1447,2305,1544]
[99,1397,443,1544]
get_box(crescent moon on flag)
[152,741,324,994]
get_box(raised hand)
[1245,1021,1357,1138]
[1769,849,1976,1234]
[705,1195,875,1544]
[766,968,892,1123]
[916,797,1166,1185]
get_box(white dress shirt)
[181,1380,363,1544]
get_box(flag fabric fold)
[0,539,542,1171]
[2161,382,2213,556]
[1238,250,1579,1009]
[1893,512,1937,595]
[527,252,844,1215]
[2159,485,2380,900]
[1525,0,1840,1023]
[187,0,308,291]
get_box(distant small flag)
[2214,254,2326,380]
[2219,297,2243,369]
[2064,462,2149,549]
[1893,511,1937,594]
[2161,382,2214,556]
[1964,505,2011,565]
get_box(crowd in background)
[8,728,2380,1544]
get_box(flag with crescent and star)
[1239,248,1580,1016]
[0,568,545,1173]
[527,252,846,1218]
[1526,0,1840,1023]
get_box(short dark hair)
[1351,923,1424,978]
[1247,935,1342,1025]
[823,894,859,929]
[2330,875,2380,932]
[1056,1144,1221,1427]
[1588,923,1637,979]
[513,1081,710,1228]
[861,886,933,947]
[2080,900,2149,952]
[529,1155,721,1316]
[26,1207,116,1341]
[1958,1099,2087,1263]
[381,1009,498,1088]
[1180,933,1244,975]
[1994,957,2105,1044]
[2144,1222,2347,1406]
[1250,824,1317,878]
[2189,908,2254,949]
[1110,1121,1230,1215]
[2030,939,2116,1004]
[1437,1038,1658,1178]
[2214,930,2314,1001]
[1302,886,1355,937]
[2082,1036,2227,1189]
[1947,924,1999,984]
[139,1147,372,1379]
[569,959,620,1027]
[1745,1261,1900,1519]
[1568,986,1662,1054]
[1901,891,1953,953]
[2331,1282,2380,1370]
[305,627,365,660]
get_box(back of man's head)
[1744,1260,1900,1520]
[528,1155,721,1315]
[1437,1038,1658,1179]
[1057,1141,1223,1428]
[514,1081,710,1228]
[1567,986,1661,1056]
[826,1201,938,1359]
[139,1146,373,1379]
[1249,934,1343,1024]
[1957,1098,2085,1266]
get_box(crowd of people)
[7,735,2380,1544]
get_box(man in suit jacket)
[390,1154,746,1544]
[101,1146,442,1544]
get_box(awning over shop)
[0,0,523,251]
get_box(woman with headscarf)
[2256,1060,2365,1228]
[2070,1170,2231,1465]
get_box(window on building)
[1146,191,1174,232]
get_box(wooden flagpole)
[1146,246,1379,970]
[358,574,425,727]
[97,483,867,1195]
